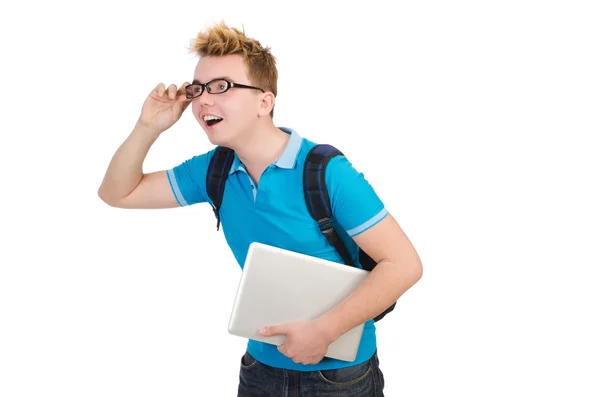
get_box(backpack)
[206,144,396,322]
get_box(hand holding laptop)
[259,318,338,365]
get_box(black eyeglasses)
[185,78,265,99]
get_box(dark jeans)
[237,350,385,396]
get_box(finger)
[177,81,190,96]
[154,83,166,97]
[307,356,321,365]
[260,324,287,336]
[178,94,192,110]
[177,82,192,102]
[167,84,177,99]
[277,344,290,357]
[172,83,191,115]
[177,93,192,113]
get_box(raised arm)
[98,82,191,209]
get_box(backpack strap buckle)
[317,217,337,245]
[212,204,221,231]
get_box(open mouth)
[203,115,223,127]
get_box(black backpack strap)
[303,144,356,268]
[303,144,396,322]
[206,146,235,231]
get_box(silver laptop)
[228,242,369,362]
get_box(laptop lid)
[228,242,369,362]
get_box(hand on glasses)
[137,82,192,136]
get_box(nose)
[196,87,213,106]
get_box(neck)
[232,121,290,172]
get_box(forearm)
[98,122,160,202]
[317,259,422,340]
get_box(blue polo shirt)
[167,127,388,371]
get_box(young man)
[98,22,422,397]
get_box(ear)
[258,92,275,117]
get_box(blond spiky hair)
[188,21,278,117]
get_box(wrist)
[314,313,344,343]
[134,120,162,139]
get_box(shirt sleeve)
[166,148,216,207]
[325,155,388,237]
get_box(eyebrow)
[192,76,234,85]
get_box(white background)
[1,0,599,396]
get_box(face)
[190,54,270,147]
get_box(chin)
[204,127,233,148]
[205,133,222,146]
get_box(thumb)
[176,94,191,113]
[260,324,288,336]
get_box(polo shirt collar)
[229,127,302,174]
